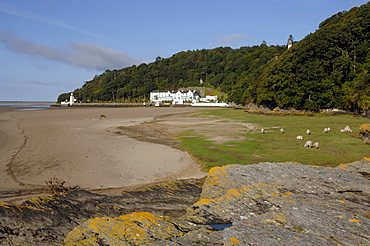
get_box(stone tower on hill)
[287,34,293,50]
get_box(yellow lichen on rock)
[0,202,11,208]
[208,165,232,175]
[226,188,243,197]
[349,219,361,222]
[24,195,56,210]
[359,124,370,132]
[271,213,288,225]
[337,163,350,169]
[194,198,213,206]
[64,212,184,245]
[229,237,241,245]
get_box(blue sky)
[0,0,368,101]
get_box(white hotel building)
[150,90,200,105]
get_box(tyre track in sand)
[5,114,29,187]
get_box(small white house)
[199,95,218,102]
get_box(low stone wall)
[52,103,153,107]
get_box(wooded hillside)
[58,2,370,115]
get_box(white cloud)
[211,33,254,47]
[0,32,142,70]
[0,1,107,40]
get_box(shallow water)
[0,102,54,111]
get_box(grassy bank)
[176,109,370,170]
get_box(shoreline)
[0,106,207,204]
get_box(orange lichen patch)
[64,212,183,245]
[0,202,23,214]
[338,216,345,218]
[360,124,370,132]
[23,195,55,210]
[262,219,273,223]
[349,219,360,222]
[281,192,293,198]
[207,176,228,182]
[229,237,241,245]
[338,200,346,203]
[202,176,229,189]
[0,202,11,208]
[337,163,350,170]
[226,188,243,197]
[271,214,288,225]
[364,157,370,162]
[208,165,231,175]
[267,191,280,196]
[194,198,213,206]
[196,183,296,210]
[308,165,322,168]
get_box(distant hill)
[58,2,370,115]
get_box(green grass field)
[176,109,370,170]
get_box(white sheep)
[306,129,311,135]
[313,142,319,149]
[342,126,352,132]
[280,128,285,134]
[296,135,303,140]
[304,140,312,148]
[323,128,328,133]
[327,127,331,132]
[261,128,265,134]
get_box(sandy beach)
[0,106,207,203]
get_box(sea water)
[0,102,54,111]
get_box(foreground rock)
[1,159,370,245]
[64,158,370,245]
[0,179,204,246]
[186,158,370,245]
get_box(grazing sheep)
[323,128,329,133]
[304,140,312,148]
[261,128,265,134]
[327,127,331,132]
[296,135,303,140]
[280,128,285,134]
[342,126,352,132]
[313,142,319,149]
[306,129,311,135]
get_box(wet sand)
[0,106,207,203]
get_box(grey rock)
[0,178,204,246]
[186,159,370,245]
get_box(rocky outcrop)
[0,178,204,246]
[64,158,370,245]
[359,123,370,144]
[1,159,370,245]
[186,158,370,245]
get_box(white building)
[150,90,200,105]
[61,93,76,106]
[199,95,218,102]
